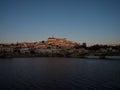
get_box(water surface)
[0,58,120,90]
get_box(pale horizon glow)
[0,0,120,46]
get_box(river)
[0,57,120,90]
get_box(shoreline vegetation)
[0,37,120,59]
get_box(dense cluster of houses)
[0,37,119,57]
[0,37,82,55]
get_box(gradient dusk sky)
[0,0,120,45]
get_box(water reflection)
[0,57,120,90]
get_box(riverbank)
[0,53,120,60]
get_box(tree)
[42,41,45,43]
[82,42,87,48]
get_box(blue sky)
[0,0,120,45]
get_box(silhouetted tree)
[42,41,45,43]
[81,42,87,48]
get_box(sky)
[0,0,120,45]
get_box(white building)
[20,48,30,54]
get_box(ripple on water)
[0,58,120,90]
[69,74,120,90]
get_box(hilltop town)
[0,37,120,58]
